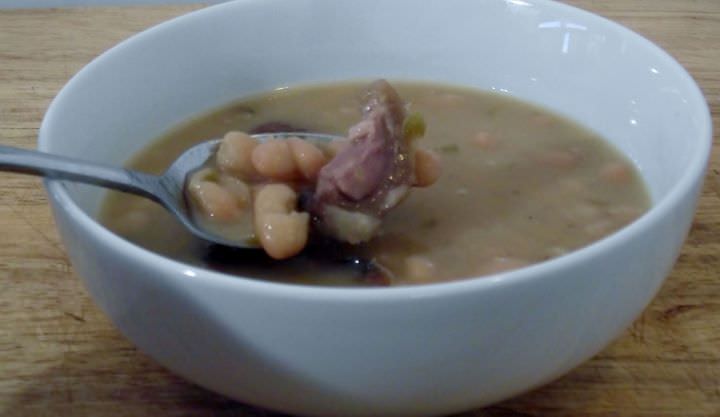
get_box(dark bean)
[250,122,307,134]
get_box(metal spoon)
[0,132,342,249]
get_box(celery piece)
[403,112,426,141]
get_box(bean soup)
[100,81,650,286]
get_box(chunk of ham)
[310,80,416,243]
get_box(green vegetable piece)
[421,218,438,229]
[403,112,426,141]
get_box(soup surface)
[100,81,650,286]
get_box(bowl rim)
[39,0,713,301]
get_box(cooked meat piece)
[310,79,416,244]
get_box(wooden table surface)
[0,1,718,416]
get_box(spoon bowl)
[0,132,342,249]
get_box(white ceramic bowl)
[39,1,711,416]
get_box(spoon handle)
[0,145,162,200]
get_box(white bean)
[288,137,327,181]
[251,139,299,181]
[216,131,259,178]
[471,131,499,150]
[535,149,581,169]
[218,174,251,208]
[600,161,632,184]
[253,184,309,259]
[188,180,242,222]
[414,148,442,187]
[478,257,529,276]
[405,255,437,282]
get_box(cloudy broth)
[100,81,650,286]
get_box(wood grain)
[0,2,718,416]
